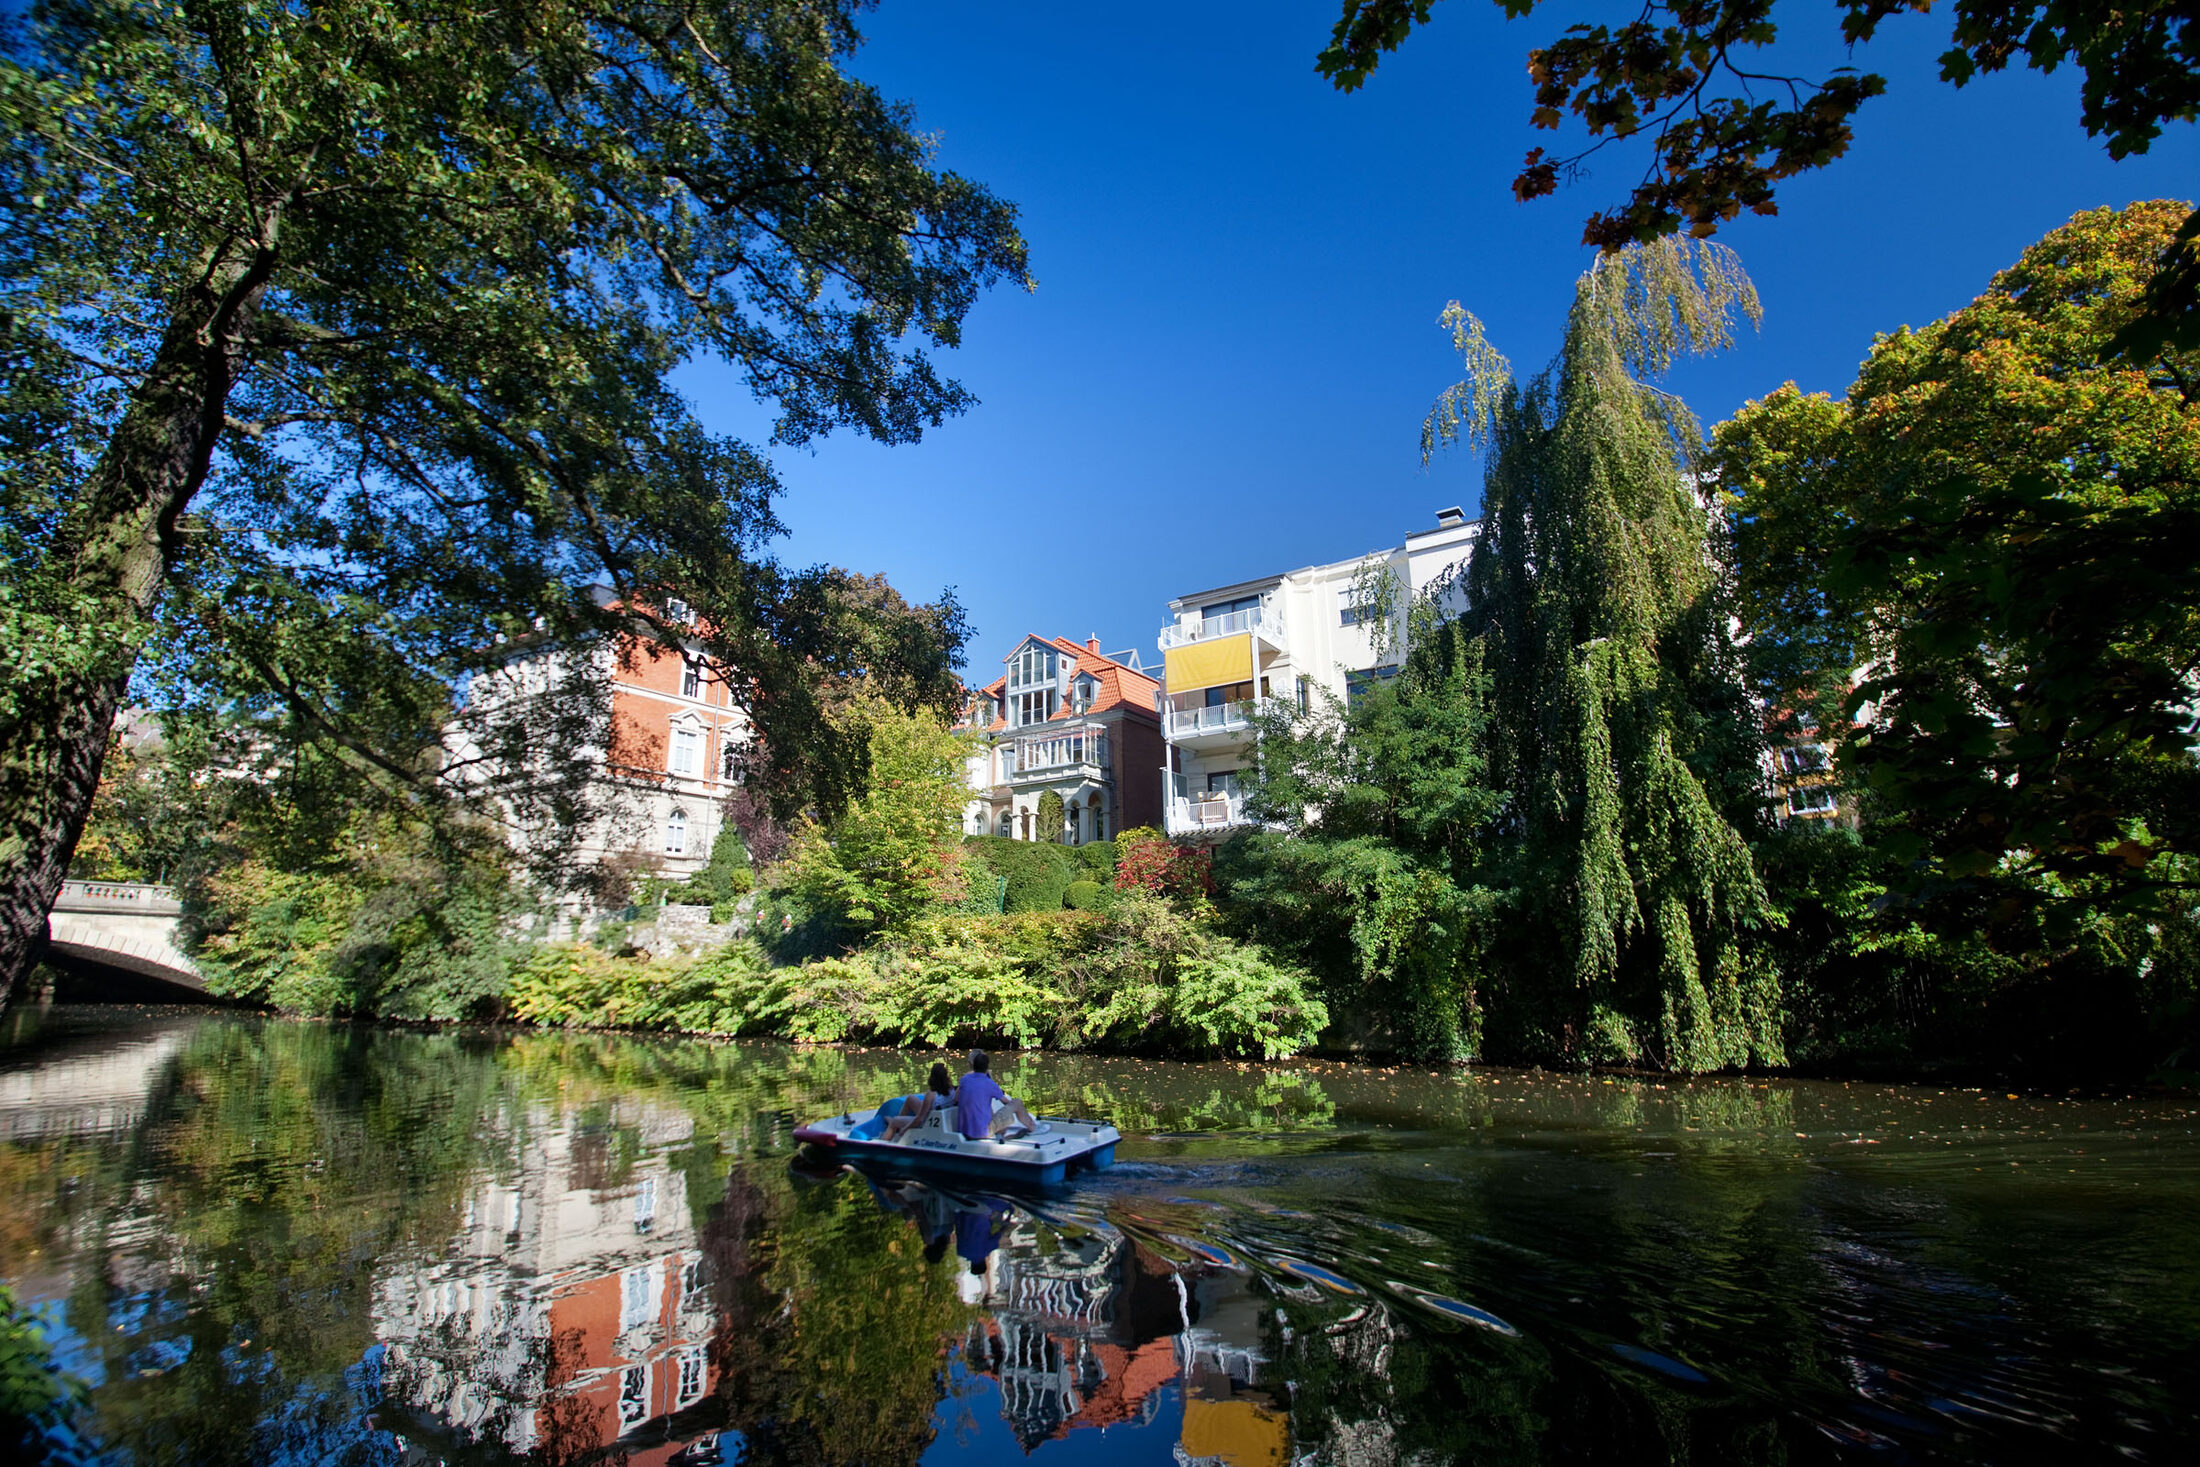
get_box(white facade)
[1156,508,1477,839]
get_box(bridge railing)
[56,881,183,916]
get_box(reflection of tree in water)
[703,1164,974,1467]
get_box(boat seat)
[849,1095,912,1141]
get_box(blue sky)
[677,1,2199,680]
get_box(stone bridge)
[46,880,206,998]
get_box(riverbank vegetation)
[55,203,2200,1083]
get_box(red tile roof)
[959,637,1160,731]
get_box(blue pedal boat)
[793,1094,1120,1187]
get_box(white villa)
[1156,507,1477,839]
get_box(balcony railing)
[1165,792,1250,836]
[1002,727,1107,779]
[1157,605,1283,650]
[1164,698,1271,739]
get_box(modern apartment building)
[959,635,1165,843]
[1156,508,1478,839]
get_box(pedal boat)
[793,1094,1119,1186]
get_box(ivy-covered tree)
[1433,239,1781,1070]
[0,0,1025,1008]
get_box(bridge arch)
[45,881,208,1000]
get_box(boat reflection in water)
[851,1165,1290,1466]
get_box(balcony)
[1157,605,1284,651]
[1002,727,1108,783]
[1163,697,1273,744]
[1165,791,1251,837]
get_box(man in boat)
[957,1050,1041,1139]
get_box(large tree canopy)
[1318,1,2199,348]
[0,0,1026,999]
[1720,200,2200,909]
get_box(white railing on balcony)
[1157,605,1283,650]
[1165,792,1249,835]
[1004,728,1107,778]
[1164,698,1270,738]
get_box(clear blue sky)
[677,1,2199,680]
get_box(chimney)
[1436,506,1466,528]
[1087,636,1102,655]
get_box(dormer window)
[1007,642,1057,690]
[664,597,691,625]
[1073,674,1096,713]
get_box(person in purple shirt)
[955,1050,1040,1139]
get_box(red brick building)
[957,635,1164,843]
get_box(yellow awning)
[1181,1399,1288,1467]
[1164,633,1252,694]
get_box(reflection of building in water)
[955,1211,1286,1463]
[371,1101,722,1463]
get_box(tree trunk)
[0,241,273,1012]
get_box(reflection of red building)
[372,1105,727,1463]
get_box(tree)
[1429,239,1781,1071]
[1720,201,2200,913]
[1317,2,2200,348]
[1221,639,1500,1060]
[780,698,972,932]
[1035,789,1065,844]
[0,0,1025,1006]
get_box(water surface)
[2,1006,2195,1465]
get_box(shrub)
[949,847,1007,914]
[1064,879,1109,912]
[965,834,1077,911]
[1036,789,1066,844]
[1072,839,1118,878]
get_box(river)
[0,1006,2194,1465]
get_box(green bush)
[1036,789,1066,844]
[1064,879,1109,912]
[503,897,1327,1058]
[1073,839,1118,877]
[964,834,1077,911]
[949,848,1007,914]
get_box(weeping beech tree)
[1431,240,1782,1071]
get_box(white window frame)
[678,1346,706,1405]
[1788,786,1837,814]
[665,808,688,856]
[664,597,691,625]
[619,1363,649,1427]
[680,656,702,699]
[669,726,700,776]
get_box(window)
[681,656,702,699]
[1073,675,1096,712]
[1788,786,1838,815]
[1201,594,1260,627]
[1296,675,1312,715]
[1089,798,1105,842]
[1013,689,1056,727]
[633,1176,656,1234]
[618,1364,649,1428]
[664,597,691,625]
[620,1264,658,1333]
[665,809,688,856]
[721,743,741,781]
[1008,644,1056,689]
[678,1347,706,1405]
[680,1258,704,1309]
[1206,771,1241,796]
[1781,743,1830,774]
[1339,587,1375,626]
[670,727,699,775]
[1345,666,1398,706]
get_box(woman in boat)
[885,1063,956,1142]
